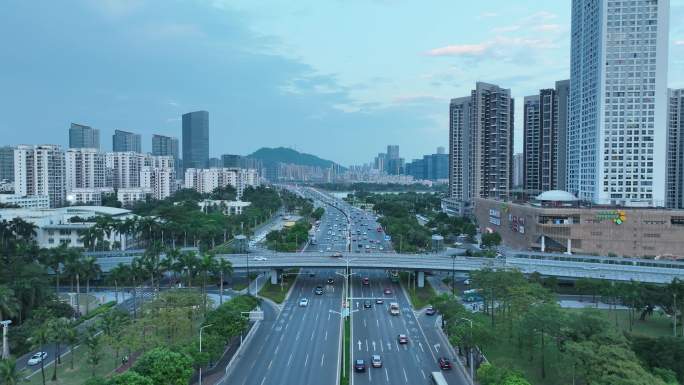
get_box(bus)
[388,271,399,283]
[429,372,448,385]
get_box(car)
[331,252,343,258]
[397,334,409,344]
[384,288,392,295]
[253,256,267,261]
[425,306,437,316]
[438,357,452,370]
[299,298,309,307]
[354,359,366,372]
[364,300,372,308]
[309,272,316,277]
[362,277,370,285]
[314,286,324,295]
[327,277,334,285]
[375,298,384,304]
[371,355,382,368]
[379,246,384,250]
[27,352,47,366]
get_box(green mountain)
[247,147,344,170]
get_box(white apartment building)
[568,0,670,206]
[65,187,114,206]
[65,148,106,192]
[105,152,145,189]
[14,145,66,208]
[141,167,175,200]
[184,168,259,198]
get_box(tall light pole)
[199,324,214,385]
[460,317,474,384]
[1,320,11,359]
[451,255,457,297]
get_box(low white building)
[198,200,251,215]
[65,188,114,206]
[117,188,151,207]
[184,168,259,198]
[0,194,49,209]
[0,206,134,249]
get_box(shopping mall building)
[473,191,684,258]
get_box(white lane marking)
[372,341,376,351]
[321,353,325,367]
[358,340,362,351]
[260,377,267,385]
[389,318,393,328]
[268,359,273,370]
[296,330,301,341]
[376,319,379,328]
[328,312,331,321]
[305,353,309,367]
[387,342,392,351]
[315,313,319,322]
[365,339,369,351]
[434,343,440,352]
[385,367,390,382]
[280,334,284,342]
[419,342,424,352]
[422,369,427,379]
[380,342,384,352]
[396,340,400,351]
[368,365,372,381]
[287,353,293,366]
[403,368,409,383]
[311,331,315,341]
[325,331,328,341]
[364,319,367,328]
[274,345,279,355]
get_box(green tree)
[63,321,79,370]
[132,347,193,385]
[106,371,154,385]
[30,321,51,385]
[481,232,502,248]
[215,259,233,306]
[84,325,102,377]
[520,303,564,379]
[0,285,19,323]
[0,358,23,385]
[48,317,70,381]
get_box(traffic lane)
[270,272,342,385]
[351,271,436,385]
[418,312,471,385]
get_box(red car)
[438,357,452,370]
[362,277,370,285]
[397,334,409,344]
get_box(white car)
[253,256,267,261]
[299,298,309,307]
[27,352,48,366]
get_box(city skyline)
[1,1,682,165]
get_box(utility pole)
[1,320,11,359]
[199,324,213,385]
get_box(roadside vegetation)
[265,190,317,252]
[258,270,299,304]
[398,272,436,309]
[432,269,684,385]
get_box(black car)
[364,300,372,309]
[309,272,316,277]
[354,359,366,372]
[425,306,436,316]
[314,286,324,295]
[327,278,334,285]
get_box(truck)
[389,302,400,316]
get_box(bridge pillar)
[270,269,278,284]
[417,271,425,288]
[565,238,572,255]
[540,235,546,252]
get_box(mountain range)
[246,147,345,170]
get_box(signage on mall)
[595,210,627,225]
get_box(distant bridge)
[91,249,684,285]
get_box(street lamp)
[1,320,11,359]
[451,255,457,297]
[199,324,214,385]
[459,317,475,384]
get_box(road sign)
[385,235,391,241]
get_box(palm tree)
[0,285,19,323]
[215,258,233,305]
[48,318,69,381]
[81,256,101,315]
[0,357,23,385]
[63,322,78,370]
[107,264,129,303]
[141,242,164,292]
[30,322,51,385]
[8,217,37,240]
[176,250,199,288]
[198,252,217,314]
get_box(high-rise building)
[208,157,221,168]
[182,111,209,171]
[385,145,403,175]
[152,135,179,158]
[448,82,514,207]
[65,148,106,192]
[113,130,142,153]
[568,0,670,206]
[523,80,569,195]
[437,146,446,155]
[14,145,66,208]
[222,154,243,168]
[666,89,684,209]
[374,153,386,172]
[405,152,449,181]
[0,146,15,182]
[184,168,259,198]
[141,167,175,200]
[387,145,399,159]
[105,152,145,189]
[69,123,100,150]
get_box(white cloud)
[533,24,563,32]
[425,43,489,57]
[675,40,684,46]
[491,25,521,33]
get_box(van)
[389,302,400,316]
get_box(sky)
[0,0,683,166]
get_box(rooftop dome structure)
[535,190,578,202]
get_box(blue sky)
[1,0,683,165]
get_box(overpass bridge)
[92,249,684,286]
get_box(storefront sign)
[595,210,627,225]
